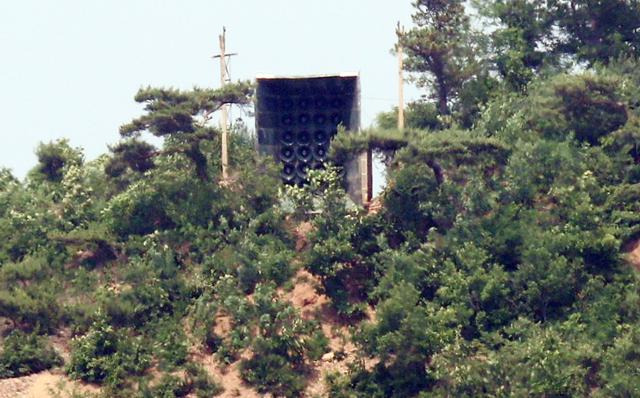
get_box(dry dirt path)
[0,371,98,398]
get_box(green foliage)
[597,325,640,397]
[401,0,479,114]
[0,185,57,262]
[553,73,628,144]
[354,283,457,396]
[329,128,409,168]
[67,317,151,387]
[430,317,594,397]
[120,84,253,137]
[187,290,220,352]
[236,233,295,293]
[6,11,640,398]
[138,363,223,398]
[476,0,559,90]
[106,139,156,177]
[184,362,224,398]
[0,330,62,378]
[99,281,170,329]
[555,0,640,66]
[116,83,253,183]
[153,320,188,369]
[240,283,325,397]
[383,162,443,238]
[29,139,84,184]
[326,58,640,397]
[375,101,442,130]
[294,168,375,317]
[0,256,61,332]
[138,364,224,398]
[139,374,190,398]
[479,72,628,145]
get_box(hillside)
[3,1,640,397]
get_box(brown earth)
[624,238,640,272]
[0,370,99,398]
[283,268,372,398]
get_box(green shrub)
[153,320,188,369]
[67,318,151,387]
[139,374,190,398]
[187,291,220,351]
[239,284,325,396]
[137,363,222,398]
[241,352,306,397]
[0,287,61,333]
[100,281,170,328]
[597,325,640,397]
[185,362,224,398]
[0,330,63,378]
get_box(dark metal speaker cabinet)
[255,73,369,204]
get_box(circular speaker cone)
[281,130,295,145]
[313,114,327,125]
[280,146,295,162]
[297,131,310,144]
[313,145,327,160]
[282,98,294,111]
[298,98,311,109]
[282,163,295,175]
[297,145,312,161]
[314,130,327,142]
[311,161,325,170]
[281,164,296,182]
[281,114,294,126]
[296,163,308,178]
[298,114,310,125]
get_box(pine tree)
[554,0,640,65]
[113,82,253,182]
[401,0,478,115]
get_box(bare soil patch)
[624,238,640,272]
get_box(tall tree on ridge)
[110,82,253,183]
[477,0,560,90]
[554,0,640,65]
[401,0,477,115]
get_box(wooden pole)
[218,27,229,181]
[396,22,405,130]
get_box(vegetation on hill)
[2,1,640,397]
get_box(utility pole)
[396,22,405,130]
[213,27,237,181]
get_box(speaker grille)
[256,75,360,185]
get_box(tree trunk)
[432,56,450,115]
[437,78,449,115]
[185,142,209,182]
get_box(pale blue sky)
[0,1,420,178]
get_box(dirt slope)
[0,371,99,398]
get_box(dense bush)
[67,317,151,387]
[0,330,62,378]
[239,284,327,396]
[138,364,223,398]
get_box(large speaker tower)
[255,74,366,201]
